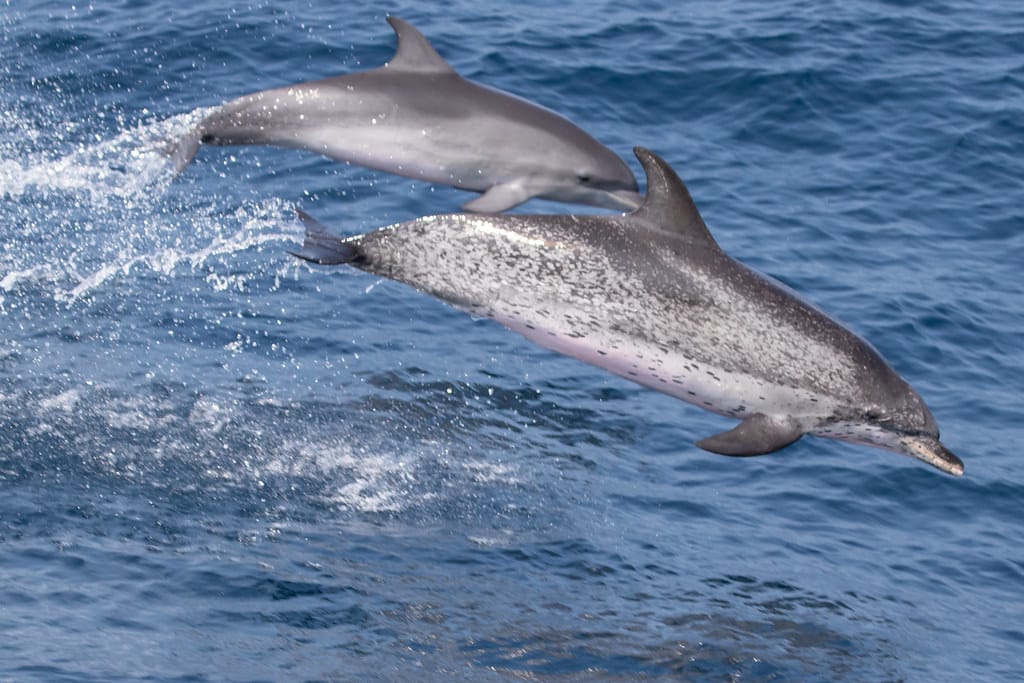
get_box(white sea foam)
[270,440,427,513]
[188,395,234,435]
[38,388,82,413]
[264,438,521,515]
[100,395,180,433]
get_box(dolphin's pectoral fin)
[289,209,359,265]
[461,183,534,213]
[696,414,804,457]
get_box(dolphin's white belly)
[483,304,839,425]
[310,125,498,192]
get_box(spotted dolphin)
[291,147,963,476]
[166,16,641,213]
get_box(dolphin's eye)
[577,174,592,184]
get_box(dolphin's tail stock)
[289,209,359,265]
[162,126,203,175]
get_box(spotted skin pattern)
[295,148,963,476]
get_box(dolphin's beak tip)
[950,458,965,477]
[902,436,964,477]
[934,454,965,478]
[938,444,965,478]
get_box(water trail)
[0,106,299,304]
[0,108,211,203]
[0,200,298,305]
[62,203,298,302]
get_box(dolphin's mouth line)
[891,427,934,439]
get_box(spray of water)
[0,97,537,524]
[0,107,299,304]
[0,109,207,201]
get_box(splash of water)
[0,107,300,304]
[0,108,211,203]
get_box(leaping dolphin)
[166,16,642,213]
[290,147,963,476]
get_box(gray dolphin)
[291,147,963,476]
[166,16,641,213]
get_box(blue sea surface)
[2,1,1022,681]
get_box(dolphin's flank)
[292,148,963,477]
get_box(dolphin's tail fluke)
[289,209,359,265]
[162,127,203,175]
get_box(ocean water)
[1,1,1022,681]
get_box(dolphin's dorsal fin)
[384,17,456,74]
[631,147,719,249]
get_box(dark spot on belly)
[703,401,713,406]
[687,391,696,396]
[597,350,607,356]
[627,371,638,377]
[524,323,535,330]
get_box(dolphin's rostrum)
[167,17,642,213]
[291,148,963,476]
